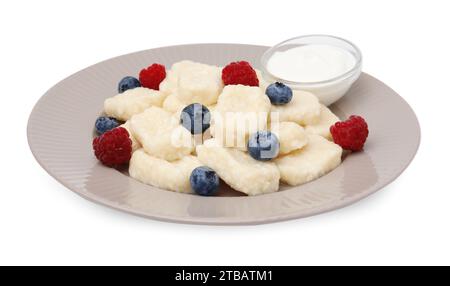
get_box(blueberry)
[265,82,293,105]
[247,131,280,161]
[190,166,220,196]
[118,76,141,93]
[95,116,120,134]
[180,103,211,134]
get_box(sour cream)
[266,44,357,83]
[261,35,362,106]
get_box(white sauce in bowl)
[266,44,356,83]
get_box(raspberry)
[139,63,166,90]
[222,61,259,87]
[93,127,132,167]
[330,115,369,151]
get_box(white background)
[1,0,449,266]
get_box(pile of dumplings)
[103,60,343,196]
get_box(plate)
[27,44,420,225]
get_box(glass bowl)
[261,35,362,106]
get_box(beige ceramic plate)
[27,44,420,225]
